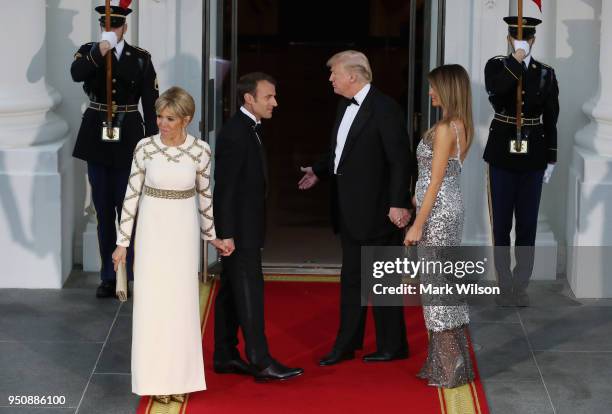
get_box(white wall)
[545,0,601,245]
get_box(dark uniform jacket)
[484,54,559,171]
[213,111,267,249]
[71,41,158,169]
[313,86,412,241]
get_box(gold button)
[112,78,116,83]
[522,91,525,95]
[112,89,116,94]
[112,100,116,104]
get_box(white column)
[568,2,612,297]
[0,1,72,288]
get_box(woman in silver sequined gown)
[404,64,475,388]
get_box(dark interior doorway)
[217,0,426,269]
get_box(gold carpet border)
[441,383,479,414]
[437,388,447,414]
[146,281,214,414]
[264,274,340,283]
[144,276,485,414]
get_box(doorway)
[202,0,444,271]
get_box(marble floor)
[1,271,610,414]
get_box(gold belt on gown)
[143,185,195,199]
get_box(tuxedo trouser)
[214,247,273,368]
[87,162,134,281]
[488,164,545,294]
[334,226,408,354]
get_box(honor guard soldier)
[71,0,159,298]
[484,15,559,306]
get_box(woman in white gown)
[112,87,227,403]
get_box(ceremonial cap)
[95,0,132,28]
[503,16,542,39]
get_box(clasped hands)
[111,238,235,272]
[210,238,235,257]
[388,207,410,229]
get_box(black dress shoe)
[362,350,409,362]
[254,361,303,382]
[96,281,116,298]
[213,358,254,376]
[318,350,355,366]
[515,291,530,307]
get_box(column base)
[567,147,612,298]
[83,219,101,272]
[0,138,73,288]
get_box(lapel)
[238,110,269,192]
[238,111,266,158]
[337,87,374,168]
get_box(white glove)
[513,40,531,56]
[100,31,118,49]
[543,163,555,184]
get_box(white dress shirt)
[114,39,125,60]
[240,106,262,145]
[523,54,532,68]
[334,83,370,174]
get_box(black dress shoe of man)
[515,291,530,307]
[254,361,304,382]
[213,358,254,376]
[318,350,355,366]
[362,350,409,362]
[96,280,116,298]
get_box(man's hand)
[99,31,118,56]
[222,238,235,256]
[298,166,319,190]
[388,207,410,228]
[511,39,529,63]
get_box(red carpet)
[138,278,489,414]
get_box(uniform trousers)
[87,162,134,281]
[488,164,545,293]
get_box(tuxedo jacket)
[313,86,412,241]
[213,111,267,249]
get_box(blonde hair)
[427,64,474,152]
[326,50,373,82]
[155,86,195,120]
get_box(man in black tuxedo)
[299,51,412,365]
[213,72,303,382]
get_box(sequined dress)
[117,134,216,395]
[414,122,475,388]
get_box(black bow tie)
[346,97,359,106]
